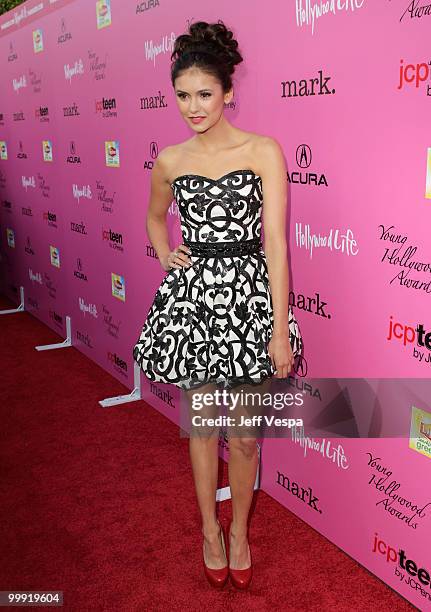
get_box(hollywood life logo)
[397,58,431,96]
[288,144,327,187]
[102,227,123,251]
[29,268,43,284]
[378,224,431,292]
[366,452,430,530]
[64,59,84,83]
[144,32,176,66]
[295,0,365,35]
[95,96,117,118]
[290,424,349,468]
[12,75,27,92]
[409,405,431,459]
[387,315,431,364]
[79,297,98,318]
[276,470,322,514]
[73,184,92,203]
[295,222,359,259]
[22,176,36,190]
[372,533,431,602]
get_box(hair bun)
[171,20,242,74]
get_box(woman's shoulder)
[247,131,282,149]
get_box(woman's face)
[174,67,232,132]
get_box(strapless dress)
[133,169,280,391]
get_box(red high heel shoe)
[202,520,229,588]
[227,519,253,590]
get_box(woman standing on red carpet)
[133,19,300,589]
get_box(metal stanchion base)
[99,361,142,407]
[0,286,25,314]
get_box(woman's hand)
[160,244,193,272]
[268,330,294,378]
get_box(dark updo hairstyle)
[170,20,243,93]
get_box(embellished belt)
[183,238,263,258]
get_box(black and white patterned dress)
[133,169,293,391]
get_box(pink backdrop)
[1,1,430,607]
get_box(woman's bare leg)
[227,377,271,569]
[185,382,226,569]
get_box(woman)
[133,19,296,589]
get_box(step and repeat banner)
[0,0,430,607]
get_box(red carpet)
[0,293,416,611]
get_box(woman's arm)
[258,136,293,377]
[260,136,290,337]
[145,149,191,272]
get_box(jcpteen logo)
[387,316,431,364]
[397,58,431,95]
[372,533,430,603]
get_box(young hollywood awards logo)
[378,224,431,292]
[372,533,431,604]
[387,315,431,365]
[366,452,430,530]
[409,406,431,459]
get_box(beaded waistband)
[183,238,263,258]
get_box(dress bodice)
[170,170,263,244]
